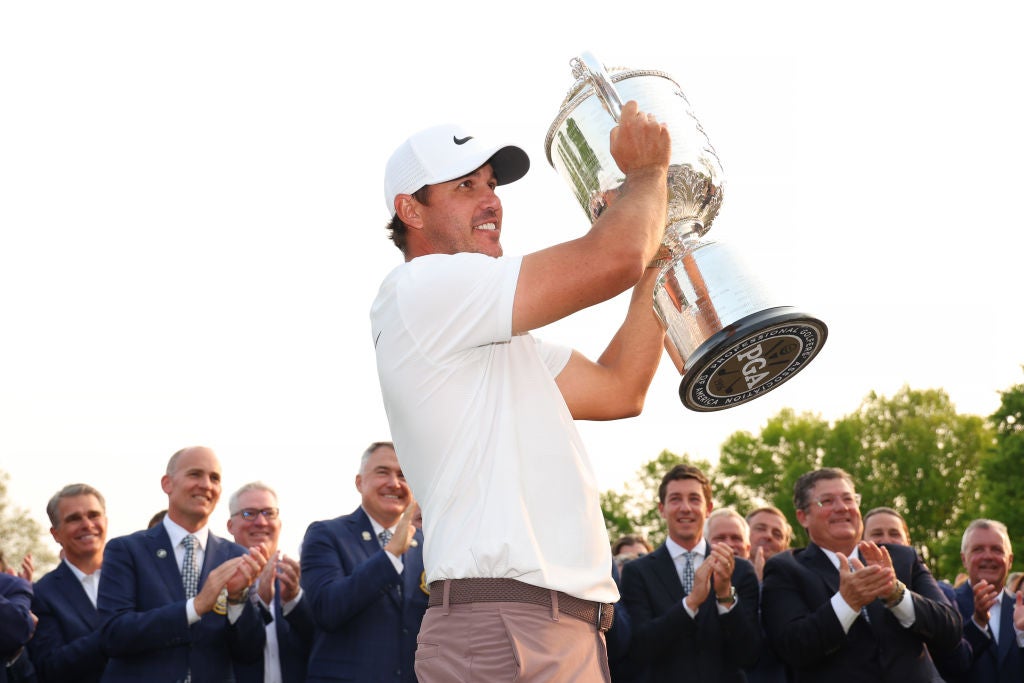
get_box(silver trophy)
[545,52,827,411]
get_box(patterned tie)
[182,535,199,599]
[378,529,393,548]
[681,551,695,594]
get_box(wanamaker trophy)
[544,51,827,412]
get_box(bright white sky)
[2,2,1021,558]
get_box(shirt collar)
[819,545,862,569]
[62,557,99,582]
[665,536,705,561]
[363,507,394,537]
[162,514,209,550]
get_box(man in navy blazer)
[620,464,761,682]
[301,441,427,682]
[760,467,962,682]
[226,481,314,683]
[949,519,1024,682]
[1,572,36,683]
[29,483,109,682]
[98,446,269,683]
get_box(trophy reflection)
[545,52,827,411]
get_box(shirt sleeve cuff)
[186,597,200,625]
[831,592,860,633]
[889,589,915,627]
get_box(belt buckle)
[596,602,604,630]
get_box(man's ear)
[795,508,809,529]
[394,194,424,229]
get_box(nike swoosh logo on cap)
[453,135,473,145]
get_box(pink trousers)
[414,600,611,682]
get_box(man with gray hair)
[705,508,752,560]
[226,482,314,683]
[28,483,109,682]
[950,518,1024,682]
[300,441,426,682]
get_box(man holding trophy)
[370,97,670,682]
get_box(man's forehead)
[750,512,783,527]
[238,489,276,505]
[967,528,1008,549]
[60,493,102,509]
[811,478,853,495]
[175,447,221,473]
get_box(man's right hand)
[194,556,245,616]
[385,502,420,557]
[609,100,672,179]
[837,552,894,611]
[971,578,1000,627]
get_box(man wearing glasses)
[226,482,313,683]
[760,467,962,682]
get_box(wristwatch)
[716,586,737,605]
[883,580,906,608]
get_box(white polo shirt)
[371,252,617,603]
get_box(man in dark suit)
[1,572,36,683]
[950,518,1024,682]
[301,441,427,683]
[620,464,761,682]
[98,445,269,682]
[29,483,109,682]
[226,481,313,683]
[760,467,962,682]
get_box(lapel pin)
[361,531,372,542]
[156,549,168,559]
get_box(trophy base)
[678,307,827,412]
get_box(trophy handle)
[574,51,624,122]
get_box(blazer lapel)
[55,562,101,627]
[201,534,227,587]
[651,545,685,604]
[351,508,381,560]
[402,529,427,603]
[997,591,1015,663]
[801,543,841,594]
[148,525,187,599]
[352,508,401,608]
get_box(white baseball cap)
[384,123,530,216]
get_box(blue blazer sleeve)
[1,574,36,657]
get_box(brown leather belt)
[427,578,615,632]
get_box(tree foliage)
[825,386,988,580]
[716,408,831,541]
[601,385,995,581]
[0,469,58,574]
[977,373,1024,569]
[601,449,713,549]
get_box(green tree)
[601,449,713,549]
[827,386,989,581]
[0,469,58,575]
[716,408,831,542]
[977,373,1024,574]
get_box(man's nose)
[480,187,501,212]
